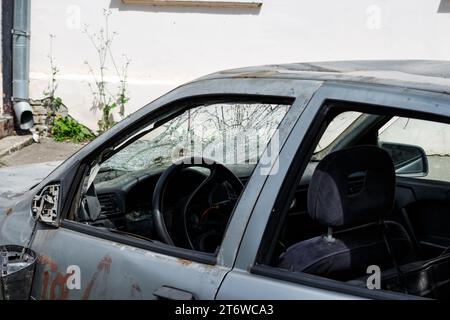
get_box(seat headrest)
[307,145,395,228]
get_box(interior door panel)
[396,178,450,259]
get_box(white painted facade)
[28,0,450,130]
[0,3,3,117]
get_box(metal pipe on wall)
[12,0,33,131]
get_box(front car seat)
[278,146,416,281]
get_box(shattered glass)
[101,102,291,172]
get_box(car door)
[217,81,450,300]
[27,79,321,300]
[378,117,450,259]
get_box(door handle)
[153,286,195,300]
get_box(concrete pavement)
[0,138,83,167]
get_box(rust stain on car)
[4,207,13,216]
[233,70,278,78]
[177,258,193,266]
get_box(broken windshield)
[101,102,291,173]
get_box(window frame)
[60,94,295,266]
[255,102,450,298]
[232,82,450,300]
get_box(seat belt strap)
[400,208,422,259]
[382,222,408,294]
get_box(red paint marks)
[40,271,49,299]
[131,283,142,299]
[37,255,71,300]
[37,255,58,273]
[49,272,72,300]
[132,283,141,293]
[37,254,112,300]
[82,255,112,300]
[81,275,96,300]
[97,255,112,272]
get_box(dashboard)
[89,167,209,240]
[80,162,317,247]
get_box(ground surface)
[0,138,84,167]
[0,135,33,158]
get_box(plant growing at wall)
[51,115,94,143]
[41,34,95,143]
[83,9,131,134]
[42,34,64,124]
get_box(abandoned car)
[1,60,450,299]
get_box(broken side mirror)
[31,184,60,227]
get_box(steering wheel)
[152,157,243,250]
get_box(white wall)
[0,3,3,116]
[29,0,450,130]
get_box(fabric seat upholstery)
[278,145,416,281]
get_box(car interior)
[69,103,450,300]
[264,108,450,300]
[70,101,289,255]
[72,161,251,254]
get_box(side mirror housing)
[380,142,428,177]
[31,184,60,227]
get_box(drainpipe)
[12,0,33,131]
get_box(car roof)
[195,60,450,94]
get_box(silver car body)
[2,60,450,299]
